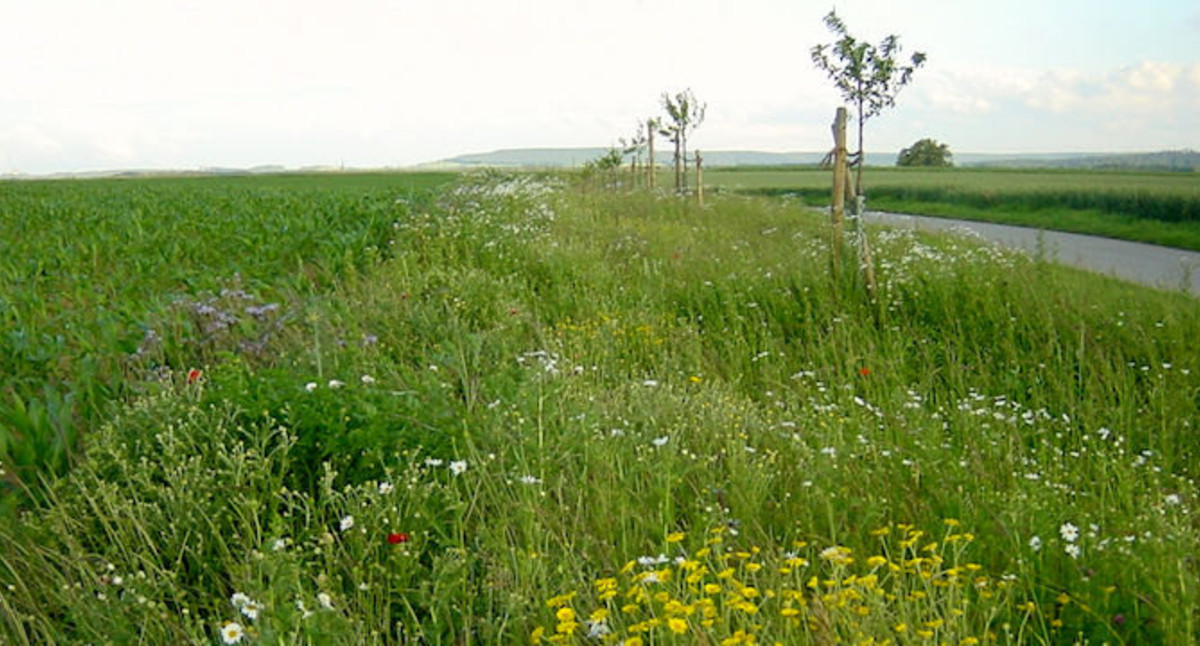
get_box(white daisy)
[220,621,245,644]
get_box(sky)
[2,0,1199,174]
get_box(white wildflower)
[340,515,355,532]
[220,622,245,644]
[240,599,261,621]
[305,382,318,392]
[1059,522,1079,543]
[652,436,669,447]
[449,460,468,475]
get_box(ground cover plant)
[2,171,1198,644]
[709,167,1200,251]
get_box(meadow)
[1,170,1199,644]
[707,167,1200,251]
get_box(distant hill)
[434,148,1200,171]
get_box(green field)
[707,167,1200,250]
[2,172,1199,644]
[0,172,454,498]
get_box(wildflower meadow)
[1,171,1198,644]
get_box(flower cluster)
[531,521,1011,644]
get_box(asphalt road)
[862,211,1200,297]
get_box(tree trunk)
[673,137,682,192]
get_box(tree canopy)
[897,138,953,167]
[811,10,926,194]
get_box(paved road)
[861,211,1200,297]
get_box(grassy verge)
[2,174,1198,644]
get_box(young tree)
[659,89,706,193]
[897,138,953,167]
[620,123,649,187]
[811,10,925,196]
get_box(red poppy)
[387,532,410,544]
[187,369,203,384]
[858,367,870,377]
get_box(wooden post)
[674,145,682,193]
[831,108,848,276]
[695,150,704,208]
[647,120,656,189]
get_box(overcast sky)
[2,0,1199,173]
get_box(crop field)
[2,171,1199,644]
[0,172,454,499]
[708,167,1200,251]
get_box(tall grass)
[2,173,1198,644]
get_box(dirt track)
[863,211,1200,297]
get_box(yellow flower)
[545,592,575,608]
[704,583,722,595]
[1056,592,1071,605]
[667,617,688,634]
[589,608,609,622]
[944,518,960,527]
[781,607,801,617]
[667,532,686,543]
[530,626,545,644]
[916,629,934,639]
[720,630,756,645]
[960,638,980,646]
[893,623,907,633]
[554,620,577,635]
[866,556,888,568]
[624,638,644,646]
[555,607,575,623]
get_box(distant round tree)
[897,138,953,167]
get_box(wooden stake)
[647,120,656,189]
[831,108,848,276]
[695,150,704,209]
